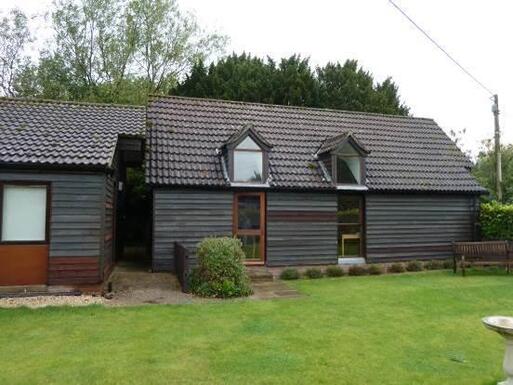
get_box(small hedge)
[406,260,423,272]
[280,268,300,280]
[348,265,367,276]
[189,237,252,298]
[367,265,384,275]
[424,260,443,270]
[325,266,345,277]
[305,268,323,279]
[480,202,513,240]
[388,263,405,273]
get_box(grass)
[1,269,511,385]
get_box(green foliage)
[480,201,513,240]
[0,9,32,96]
[473,142,513,203]
[442,260,453,269]
[175,54,409,116]
[406,260,423,272]
[279,268,300,280]
[304,268,323,279]
[424,260,443,270]
[7,0,226,103]
[388,263,405,273]
[325,266,345,277]
[348,265,367,276]
[367,265,383,275]
[189,237,252,298]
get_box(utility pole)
[492,94,502,202]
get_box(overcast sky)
[3,0,512,156]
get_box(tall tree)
[0,9,32,96]
[473,141,513,203]
[175,54,409,116]
[12,0,226,104]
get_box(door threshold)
[338,257,366,265]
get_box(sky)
[2,0,512,157]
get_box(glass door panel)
[234,193,265,263]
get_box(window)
[1,184,48,242]
[233,137,263,183]
[335,142,362,185]
[337,195,363,257]
[233,192,265,262]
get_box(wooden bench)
[452,241,512,276]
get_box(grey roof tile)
[0,98,145,169]
[144,95,484,192]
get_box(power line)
[388,0,494,96]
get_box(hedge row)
[480,202,513,240]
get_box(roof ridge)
[149,94,434,122]
[0,96,145,110]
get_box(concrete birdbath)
[482,316,513,385]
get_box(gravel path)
[0,295,104,309]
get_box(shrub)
[480,201,513,240]
[189,237,252,298]
[442,259,453,269]
[305,268,323,279]
[280,268,300,280]
[406,260,423,272]
[388,263,405,273]
[424,260,443,270]
[348,265,367,276]
[325,266,345,277]
[367,265,384,275]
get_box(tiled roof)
[0,98,145,169]
[316,132,370,155]
[146,95,485,193]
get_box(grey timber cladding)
[152,189,233,271]
[365,193,477,261]
[0,171,105,258]
[266,192,338,266]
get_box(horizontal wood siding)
[102,174,115,278]
[365,193,477,262]
[266,192,338,266]
[152,189,233,271]
[0,171,105,284]
[48,256,100,285]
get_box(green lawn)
[1,270,511,385]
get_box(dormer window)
[222,124,273,185]
[316,132,370,188]
[336,143,362,185]
[234,137,263,183]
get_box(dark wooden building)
[146,96,485,270]
[0,98,145,287]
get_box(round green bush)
[325,266,345,277]
[189,237,253,298]
[348,265,367,276]
[280,268,300,280]
[442,260,453,269]
[388,263,405,273]
[367,265,384,275]
[406,260,423,272]
[304,268,323,279]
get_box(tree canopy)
[472,141,513,203]
[1,0,226,105]
[174,53,409,115]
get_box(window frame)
[232,191,266,264]
[331,153,366,186]
[0,181,51,245]
[232,146,264,183]
[337,194,365,258]
[227,134,270,184]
